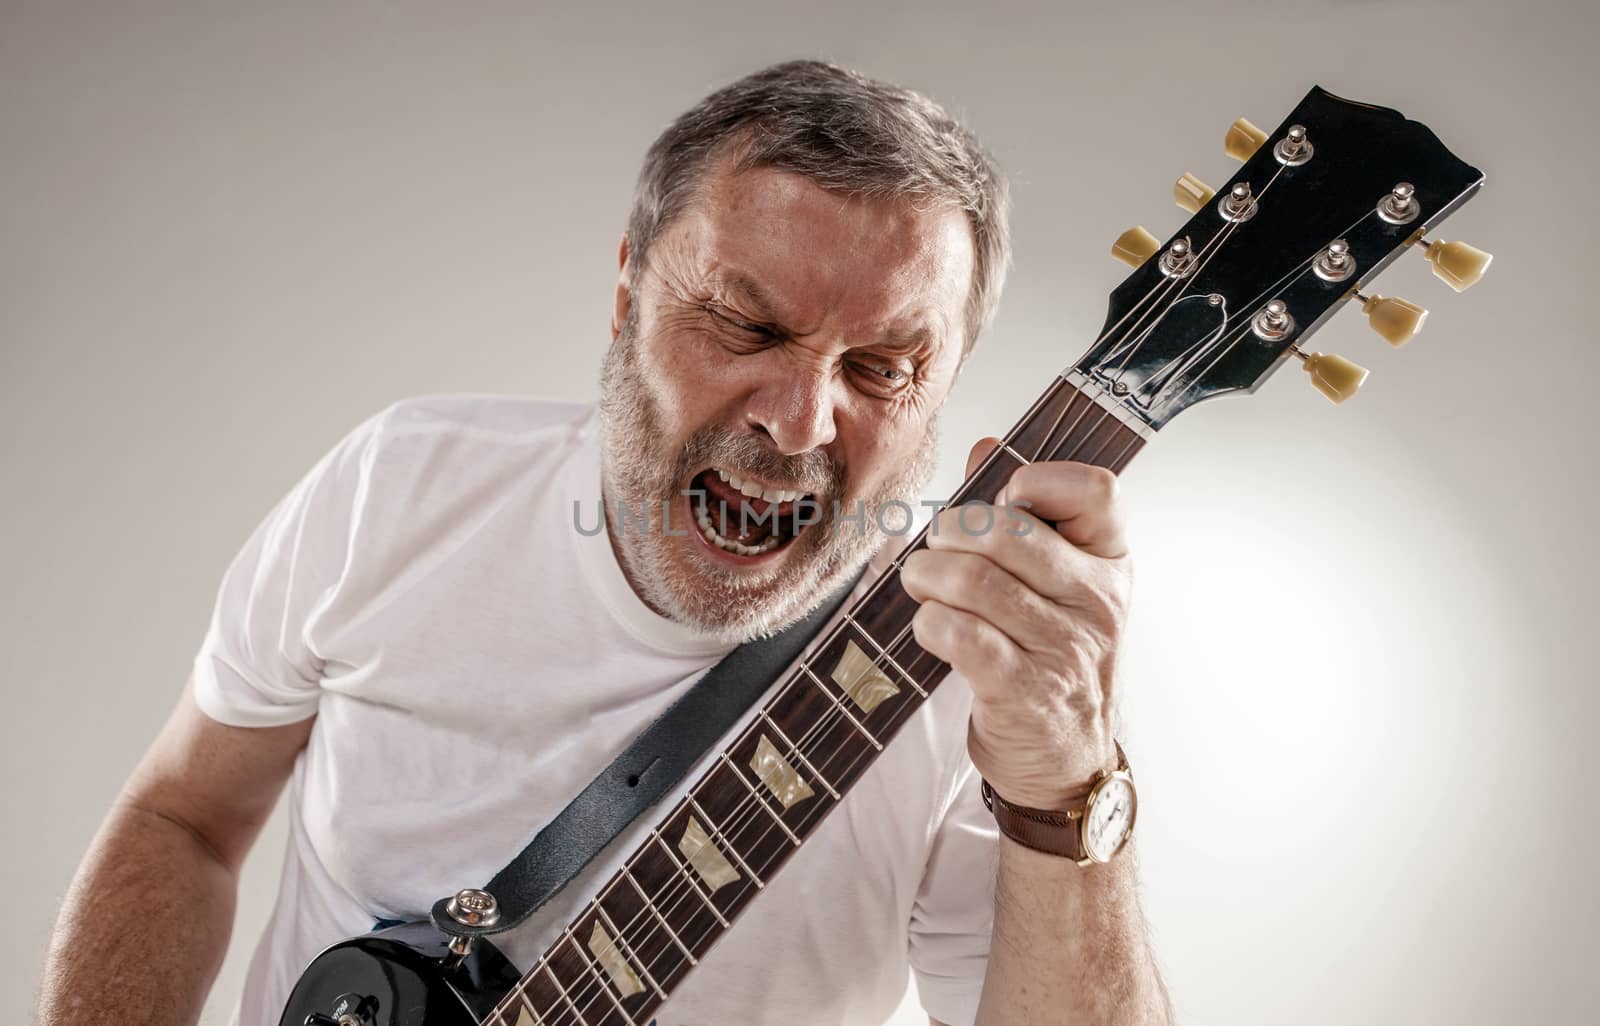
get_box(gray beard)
[597,314,939,644]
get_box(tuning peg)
[1295,349,1369,404]
[1111,226,1161,267]
[1357,292,1429,347]
[1224,117,1269,161]
[1174,173,1216,213]
[1420,238,1493,292]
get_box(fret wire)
[998,440,1032,466]
[688,796,766,887]
[518,993,549,1026]
[594,903,668,1002]
[840,615,928,698]
[717,752,803,846]
[622,867,699,967]
[759,710,841,800]
[800,666,883,750]
[562,928,640,1026]
[542,960,589,1026]
[651,829,731,927]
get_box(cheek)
[633,315,749,435]
[837,403,933,487]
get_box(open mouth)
[688,466,817,558]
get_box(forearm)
[35,798,239,1026]
[974,837,1171,1026]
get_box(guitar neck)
[490,372,1152,1026]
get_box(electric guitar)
[280,86,1490,1026]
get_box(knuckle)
[1085,465,1118,504]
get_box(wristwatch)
[979,742,1137,865]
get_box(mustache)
[676,426,842,497]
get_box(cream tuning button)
[1224,117,1268,161]
[1111,226,1161,268]
[1296,350,1369,404]
[1358,293,1428,347]
[1174,173,1216,214]
[1420,238,1493,292]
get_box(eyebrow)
[709,271,939,356]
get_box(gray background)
[5,2,1595,1024]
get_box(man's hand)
[900,437,1132,807]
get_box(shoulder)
[346,394,596,484]
[370,393,595,446]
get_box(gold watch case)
[1078,768,1139,865]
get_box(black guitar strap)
[428,569,863,941]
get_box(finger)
[910,598,1022,692]
[997,461,1127,559]
[965,436,1001,478]
[900,549,1068,655]
[925,500,1121,608]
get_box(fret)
[800,665,883,750]
[839,616,927,698]
[541,960,588,1025]
[622,866,698,967]
[594,904,666,1001]
[563,928,640,1026]
[718,752,803,846]
[759,710,840,800]
[651,828,731,928]
[688,797,765,887]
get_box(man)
[36,60,1172,1026]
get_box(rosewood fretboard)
[485,371,1151,1026]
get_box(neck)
[496,371,1149,1026]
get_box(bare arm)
[973,841,1169,1025]
[34,682,313,1026]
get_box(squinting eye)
[850,359,914,396]
[708,306,772,338]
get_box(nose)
[744,365,839,455]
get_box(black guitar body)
[278,921,519,1026]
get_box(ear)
[611,232,632,343]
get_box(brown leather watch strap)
[979,742,1130,861]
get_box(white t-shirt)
[193,395,998,1026]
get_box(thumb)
[965,436,1002,478]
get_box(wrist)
[988,738,1119,809]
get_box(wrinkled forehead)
[659,163,975,356]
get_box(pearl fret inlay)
[586,921,645,998]
[678,816,740,892]
[750,734,815,809]
[830,639,900,714]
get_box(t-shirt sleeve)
[908,758,999,1026]
[191,410,385,727]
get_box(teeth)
[696,503,783,556]
[712,467,806,506]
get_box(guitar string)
[492,162,1313,1026]
[1147,206,1380,412]
[1016,164,1284,472]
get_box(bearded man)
[36,60,1173,1026]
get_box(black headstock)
[1075,86,1485,430]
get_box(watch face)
[1083,772,1137,863]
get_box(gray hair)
[626,59,1011,353]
